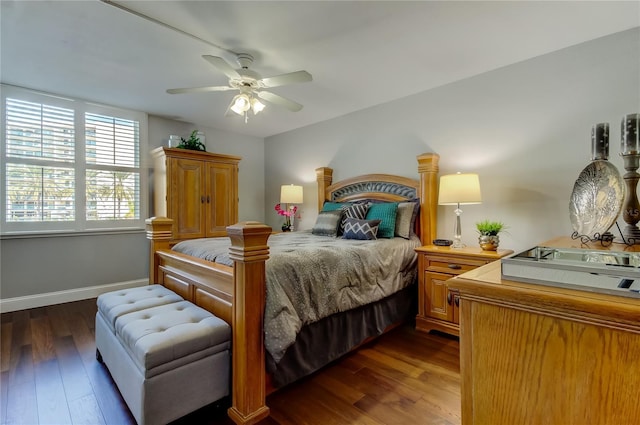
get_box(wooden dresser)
[151,147,241,239]
[448,237,640,425]
[415,245,513,336]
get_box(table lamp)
[438,173,482,248]
[280,184,303,230]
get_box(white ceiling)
[2,1,639,139]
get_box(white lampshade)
[438,173,482,205]
[251,98,265,114]
[230,94,251,115]
[280,184,303,204]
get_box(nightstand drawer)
[426,257,489,275]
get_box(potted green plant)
[476,220,506,251]
[177,130,206,151]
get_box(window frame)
[1,84,148,236]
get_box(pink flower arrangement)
[275,203,297,230]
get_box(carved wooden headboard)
[315,153,440,244]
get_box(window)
[1,85,147,234]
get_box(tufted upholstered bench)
[95,285,231,425]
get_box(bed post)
[226,221,272,425]
[417,153,440,244]
[316,167,334,211]
[145,217,173,285]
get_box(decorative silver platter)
[569,160,624,236]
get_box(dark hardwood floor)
[1,299,460,425]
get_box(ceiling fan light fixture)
[230,94,251,115]
[251,98,265,114]
[168,53,312,120]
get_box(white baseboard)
[0,279,148,313]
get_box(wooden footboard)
[146,218,235,324]
[147,152,440,425]
[147,218,272,425]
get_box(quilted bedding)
[172,230,420,363]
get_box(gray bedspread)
[172,230,420,363]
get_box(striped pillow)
[340,202,370,234]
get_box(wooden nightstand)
[415,245,513,336]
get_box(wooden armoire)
[151,147,241,239]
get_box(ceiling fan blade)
[257,91,303,112]
[202,55,241,80]
[167,86,235,94]
[259,70,312,88]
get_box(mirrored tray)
[501,246,640,298]
[569,160,624,237]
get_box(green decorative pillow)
[321,201,348,212]
[311,210,343,237]
[365,202,398,238]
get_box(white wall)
[0,115,264,307]
[264,28,640,253]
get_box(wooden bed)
[146,152,439,424]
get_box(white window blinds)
[85,113,140,221]
[6,99,75,162]
[5,99,76,222]
[2,85,147,234]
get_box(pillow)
[395,200,420,239]
[321,201,347,212]
[340,202,370,234]
[365,202,398,238]
[342,218,381,240]
[311,210,343,237]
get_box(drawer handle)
[447,263,461,270]
[454,295,460,307]
[447,292,453,305]
[201,196,205,204]
[207,195,211,203]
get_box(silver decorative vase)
[478,235,499,251]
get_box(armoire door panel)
[206,162,237,236]
[172,158,205,238]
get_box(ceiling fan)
[167,53,312,121]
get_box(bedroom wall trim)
[0,278,147,313]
